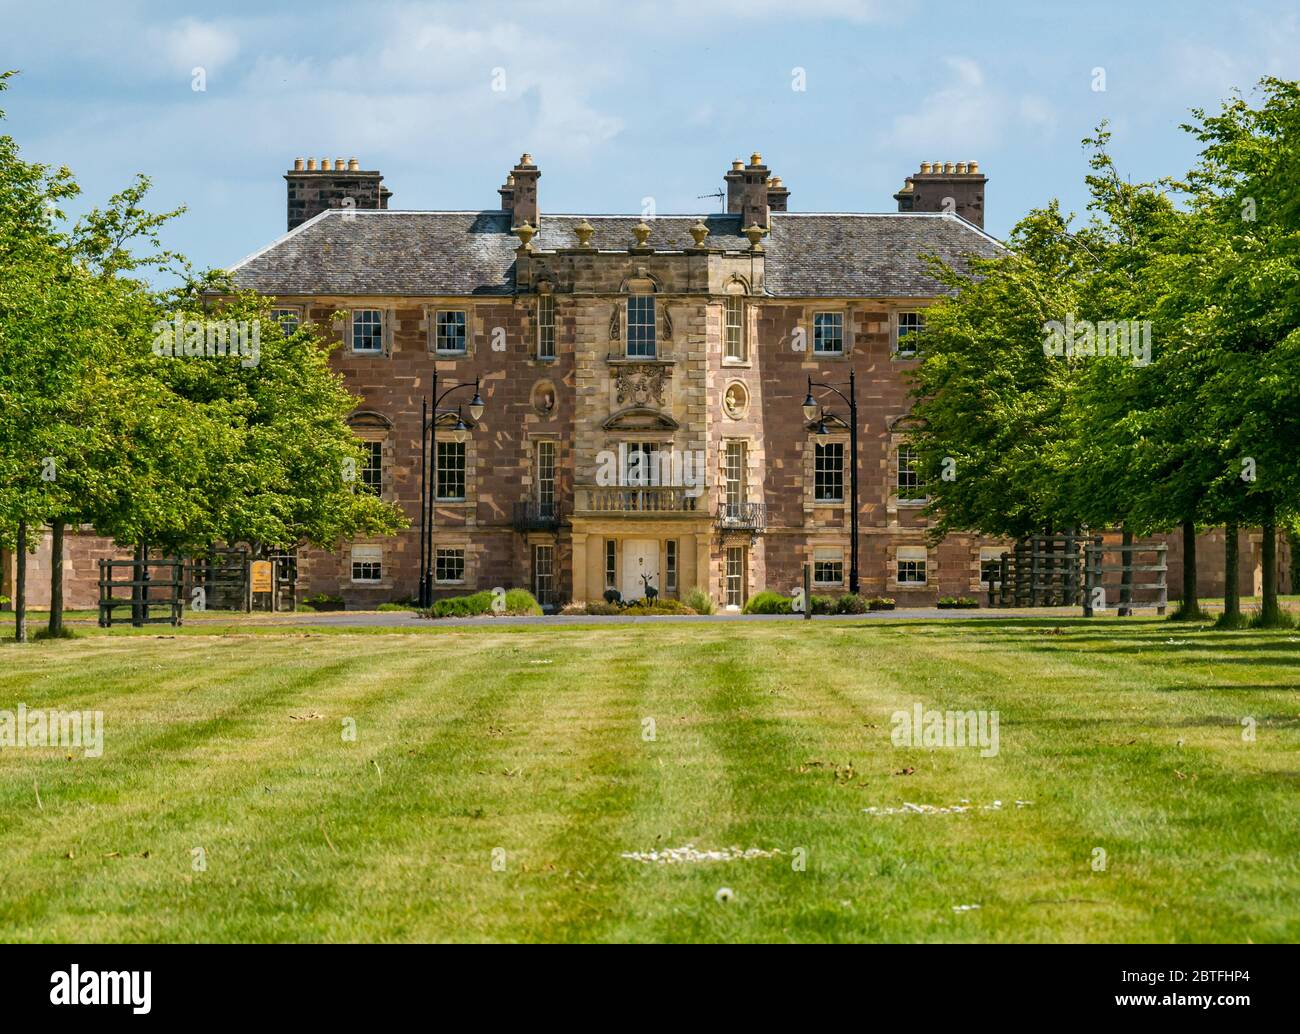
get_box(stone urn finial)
[744,223,766,251]
[574,218,595,248]
[689,219,710,247]
[514,220,537,250]
[632,219,652,248]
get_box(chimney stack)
[285,156,392,231]
[894,159,987,228]
[767,174,790,213]
[724,153,784,225]
[500,154,540,228]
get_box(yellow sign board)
[250,560,274,594]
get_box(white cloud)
[147,19,242,77]
[883,56,1055,154]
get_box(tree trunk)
[1261,507,1281,625]
[15,522,27,643]
[49,520,65,636]
[1178,518,1202,619]
[1223,521,1240,624]
[132,542,145,626]
[1119,526,1134,617]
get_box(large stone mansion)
[229,152,1009,607]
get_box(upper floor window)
[626,296,656,358]
[535,440,557,517]
[897,311,925,358]
[436,440,466,501]
[351,309,383,353]
[271,308,300,336]
[724,441,746,514]
[435,310,468,354]
[360,440,383,494]
[724,296,746,361]
[897,446,925,501]
[537,295,556,360]
[814,442,844,502]
[623,441,661,486]
[813,312,843,354]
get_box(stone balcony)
[575,485,702,516]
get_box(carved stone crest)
[615,364,668,407]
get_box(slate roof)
[228,209,1000,299]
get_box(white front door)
[623,539,660,600]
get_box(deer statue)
[641,573,659,602]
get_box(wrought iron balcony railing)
[512,500,567,532]
[716,501,767,532]
[576,485,701,515]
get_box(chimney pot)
[348,157,360,171]
[293,157,305,171]
[336,157,345,172]
[749,151,763,166]
[896,158,986,227]
[731,160,744,171]
[321,158,333,171]
[306,158,317,170]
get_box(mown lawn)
[0,618,1296,942]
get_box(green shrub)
[683,588,715,615]
[427,591,493,618]
[424,589,543,619]
[33,626,78,641]
[742,591,792,615]
[836,593,869,614]
[867,597,896,611]
[937,596,979,609]
[377,600,419,612]
[810,595,836,615]
[502,589,544,616]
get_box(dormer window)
[626,295,656,358]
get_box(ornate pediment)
[603,406,679,431]
[614,364,669,407]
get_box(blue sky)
[3,0,1296,279]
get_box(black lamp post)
[802,370,859,595]
[418,373,485,607]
